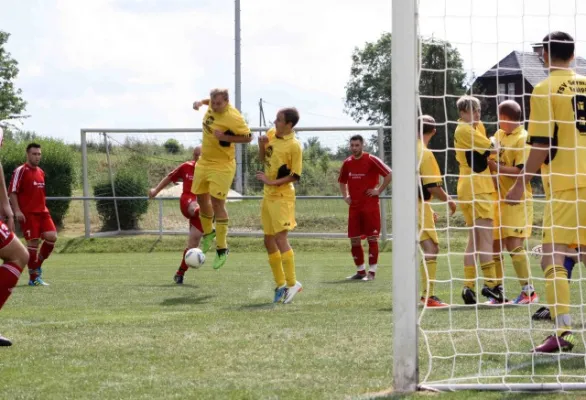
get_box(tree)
[344,33,467,193]
[0,31,26,121]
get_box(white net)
[416,0,586,390]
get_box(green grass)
[2,248,586,399]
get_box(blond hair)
[456,95,481,113]
[209,88,229,102]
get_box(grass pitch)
[1,246,586,399]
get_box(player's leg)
[460,202,477,304]
[492,204,504,288]
[271,198,300,304]
[262,198,286,303]
[472,195,501,302]
[38,213,57,267]
[363,207,381,281]
[175,224,203,284]
[419,202,447,307]
[532,190,578,353]
[505,236,536,304]
[192,164,215,253]
[208,168,235,270]
[346,207,365,280]
[0,228,30,346]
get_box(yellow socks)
[511,247,530,288]
[216,218,229,249]
[420,259,437,298]
[200,212,214,235]
[281,249,296,287]
[480,260,497,289]
[268,251,285,287]
[544,265,571,336]
[464,265,476,289]
[493,256,504,286]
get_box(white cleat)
[283,281,303,304]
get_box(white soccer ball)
[184,248,206,268]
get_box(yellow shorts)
[419,201,438,244]
[261,196,296,235]
[543,187,586,245]
[493,200,533,240]
[191,162,235,200]
[459,193,495,227]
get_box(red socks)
[351,244,365,267]
[368,239,379,266]
[0,262,23,310]
[177,248,189,276]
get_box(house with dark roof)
[472,44,586,130]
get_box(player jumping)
[0,127,31,346]
[9,143,57,287]
[256,108,303,303]
[507,31,584,352]
[338,135,392,281]
[149,146,203,284]
[192,89,252,270]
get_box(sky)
[2,0,586,149]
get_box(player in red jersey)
[338,135,392,281]
[0,128,32,346]
[9,143,56,287]
[149,146,203,284]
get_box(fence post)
[158,199,164,238]
[378,127,389,242]
[103,133,121,232]
[81,130,90,238]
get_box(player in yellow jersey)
[488,100,538,304]
[192,89,252,269]
[453,95,502,305]
[256,108,303,303]
[507,31,585,353]
[418,115,457,307]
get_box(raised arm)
[149,176,173,199]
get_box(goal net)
[393,0,586,392]
[79,127,389,239]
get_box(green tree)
[344,34,467,193]
[0,31,26,121]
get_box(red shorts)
[0,221,16,250]
[348,206,381,238]
[20,212,56,241]
[180,193,203,232]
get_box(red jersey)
[167,161,196,195]
[10,163,48,214]
[338,153,391,209]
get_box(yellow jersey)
[494,126,532,200]
[263,128,303,199]
[454,119,495,200]
[527,69,586,193]
[199,103,250,168]
[417,139,443,201]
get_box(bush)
[93,167,149,231]
[163,139,182,154]
[0,136,75,228]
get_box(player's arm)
[337,162,351,205]
[258,134,269,161]
[0,164,14,230]
[192,99,210,110]
[366,156,392,196]
[257,143,302,186]
[214,110,253,144]
[149,176,173,199]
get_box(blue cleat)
[29,277,49,286]
[273,285,287,303]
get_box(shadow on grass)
[160,295,214,306]
[148,284,199,289]
[321,279,367,284]
[237,302,277,311]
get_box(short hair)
[498,100,522,122]
[543,31,575,62]
[350,134,364,143]
[279,108,300,128]
[26,143,41,152]
[456,95,481,113]
[209,88,229,101]
[418,115,436,135]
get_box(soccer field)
[1,248,585,399]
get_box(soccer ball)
[184,248,206,268]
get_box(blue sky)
[2,0,586,148]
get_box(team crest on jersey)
[205,115,215,126]
[266,146,273,158]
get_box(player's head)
[456,95,481,123]
[542,31,575,67]
[209,88,229,113]
[418,115,436,137]
[193,145,202,162]
[26,143,42,166]
[349,134,364,157]
[498,100,522,133]
[275,108,300,134]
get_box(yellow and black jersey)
[494,126,532,200]
[263,128,303,198]
[527,70,586,193]
[418,139,443,201]
[199,103,250,168]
